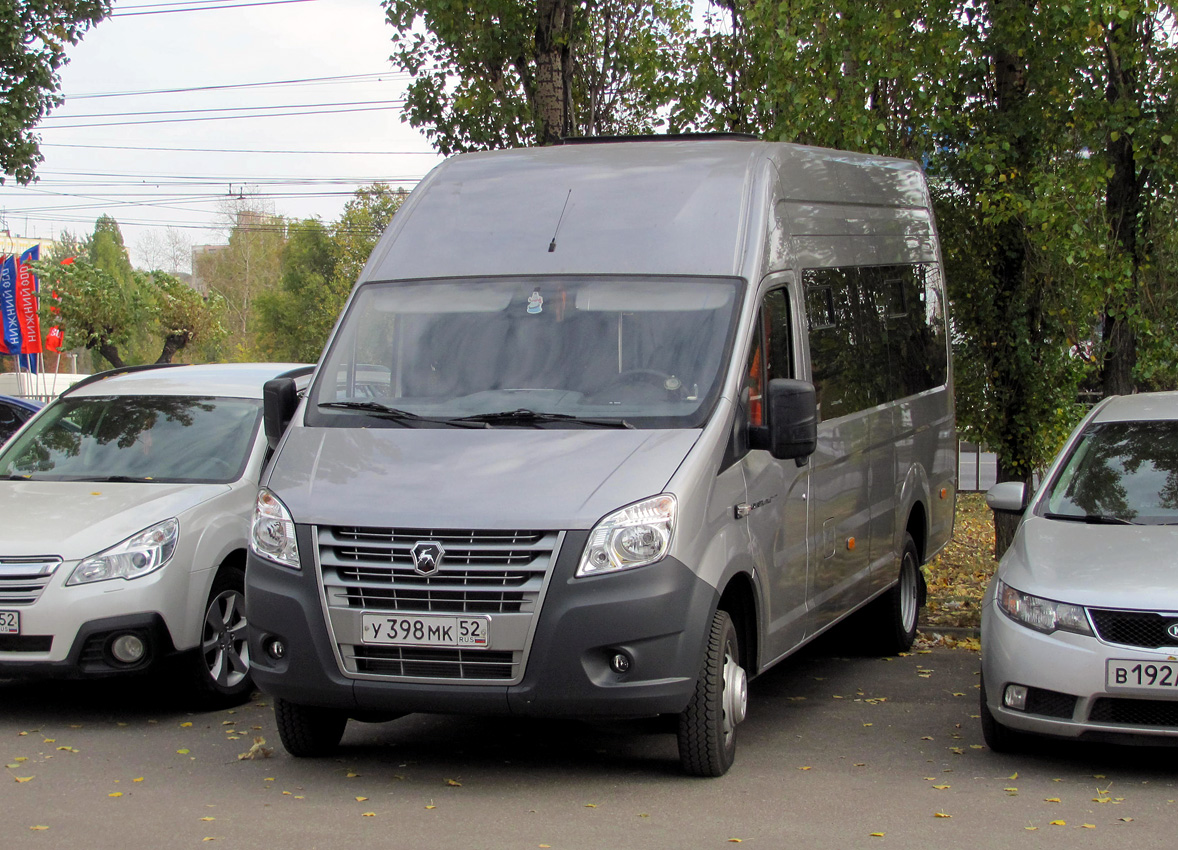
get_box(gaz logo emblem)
[411,541,445,576]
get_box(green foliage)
[252,185,409,362]
[0,0,109,184]
[383,0,693,151]
[153,272,227,364]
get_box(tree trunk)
[534,0,573,144]
[156,332,190,364]
[1100,16,1144,398]
[95,340,125,369]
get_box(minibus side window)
[744,289,793,428]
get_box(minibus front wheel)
[677,609,747,776]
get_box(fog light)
[1003,684,1028,711]
[110,633,146,664]
[267,638,286,660]
[610,652,631,674]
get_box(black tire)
[979,673,1024,753]
[186,565,254,709]
[677,609,747,777]
[274,697,349,757]
[871,533,922,655]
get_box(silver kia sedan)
[981,391,1178,750]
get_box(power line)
[43,142,440,156]
[45,99,404,121]
[65,72,404,100]
[38,103,405,129]
[112,0,319,17]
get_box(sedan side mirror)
[986,481,1027,513]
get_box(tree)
[0,0,110,184]
[137,227,194,276]
[153,272,227,364]
[383,0,693,152]
[252,184,408,362]
[194,198,286,357]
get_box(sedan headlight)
[577,494,676,577]
[995,579,1093,636]
[68,519,179,585]
[250,488,300,569]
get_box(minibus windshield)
[308,276,742,429]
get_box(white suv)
[0,362,309,708]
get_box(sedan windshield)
[0,395,262,483]
[1043,420,1178,525]
[308,276,742,428]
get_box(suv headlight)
[67,518,179,585]
[995,579,1093,636]
[577,494,676,577]
[251,488,300,569]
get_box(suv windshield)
[308,276,742,428]
[1043,420,1178,525]
[0,395,262,483]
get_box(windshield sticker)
[527,291,544,314]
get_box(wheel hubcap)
[203,589,250,689]
[722,643,748,737]
[899,556,918,633]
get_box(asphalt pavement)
[2,636,1175,850]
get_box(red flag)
[15,246,42,354]
[45,326,64,352]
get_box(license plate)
[361,613,489,648]
[0,610,18,635]
[1107,659,1178,690]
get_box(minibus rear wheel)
[677,609,746,777]
[873,533,921,655]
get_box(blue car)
[0,394,43,445]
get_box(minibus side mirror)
[766,379,817,460]
[986,481,1027,514]
[263,377,300,451]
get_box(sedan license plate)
[1107,659,1178,691]
[0,610,18,635]
[361,614,489,649]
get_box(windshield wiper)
[449,409,634,429]
[318,400,487,428]
[1044,511,1136,525]
[77,475,157,483]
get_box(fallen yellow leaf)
[200,817,215,822]
[933,784,950,790]
[180,722,193,728]
[133,777,144,783]
[109,792,123,798]
[870,832,885,838]
[14,776,33,783]
[1080,824,1095,829]
[1009,772,1018,780]
[356,797,369,802]
[362,812,376,817]
[29,826,49,831]
[798,766,812,771]
[1044,798,1061,803]
[177,749,190,755]
[446,779,462,786]
[1050,820,1066,826]
[934,812,951,818]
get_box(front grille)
[318,526,561,683]
[1025,687,1077,719]
[1089,697,1178,727]
[348,646,516,680]
[0,557,61,606]
[1090,609,1178,649]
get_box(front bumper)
[246,528,719,719]
[982,595,1178,743]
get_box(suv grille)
[1090,608,1178,649]
[0,557,61,605]
[318,526,560,683]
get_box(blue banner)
[0,254,20,355]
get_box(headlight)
[251,488,300,569]
[68,519,179,585]
[577,494,676,577]
[995,579,1093,636]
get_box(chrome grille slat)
[0,557,61,606]
[318,526,559,683]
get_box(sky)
[0,0,444,271]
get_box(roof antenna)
[548,190,572,253]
